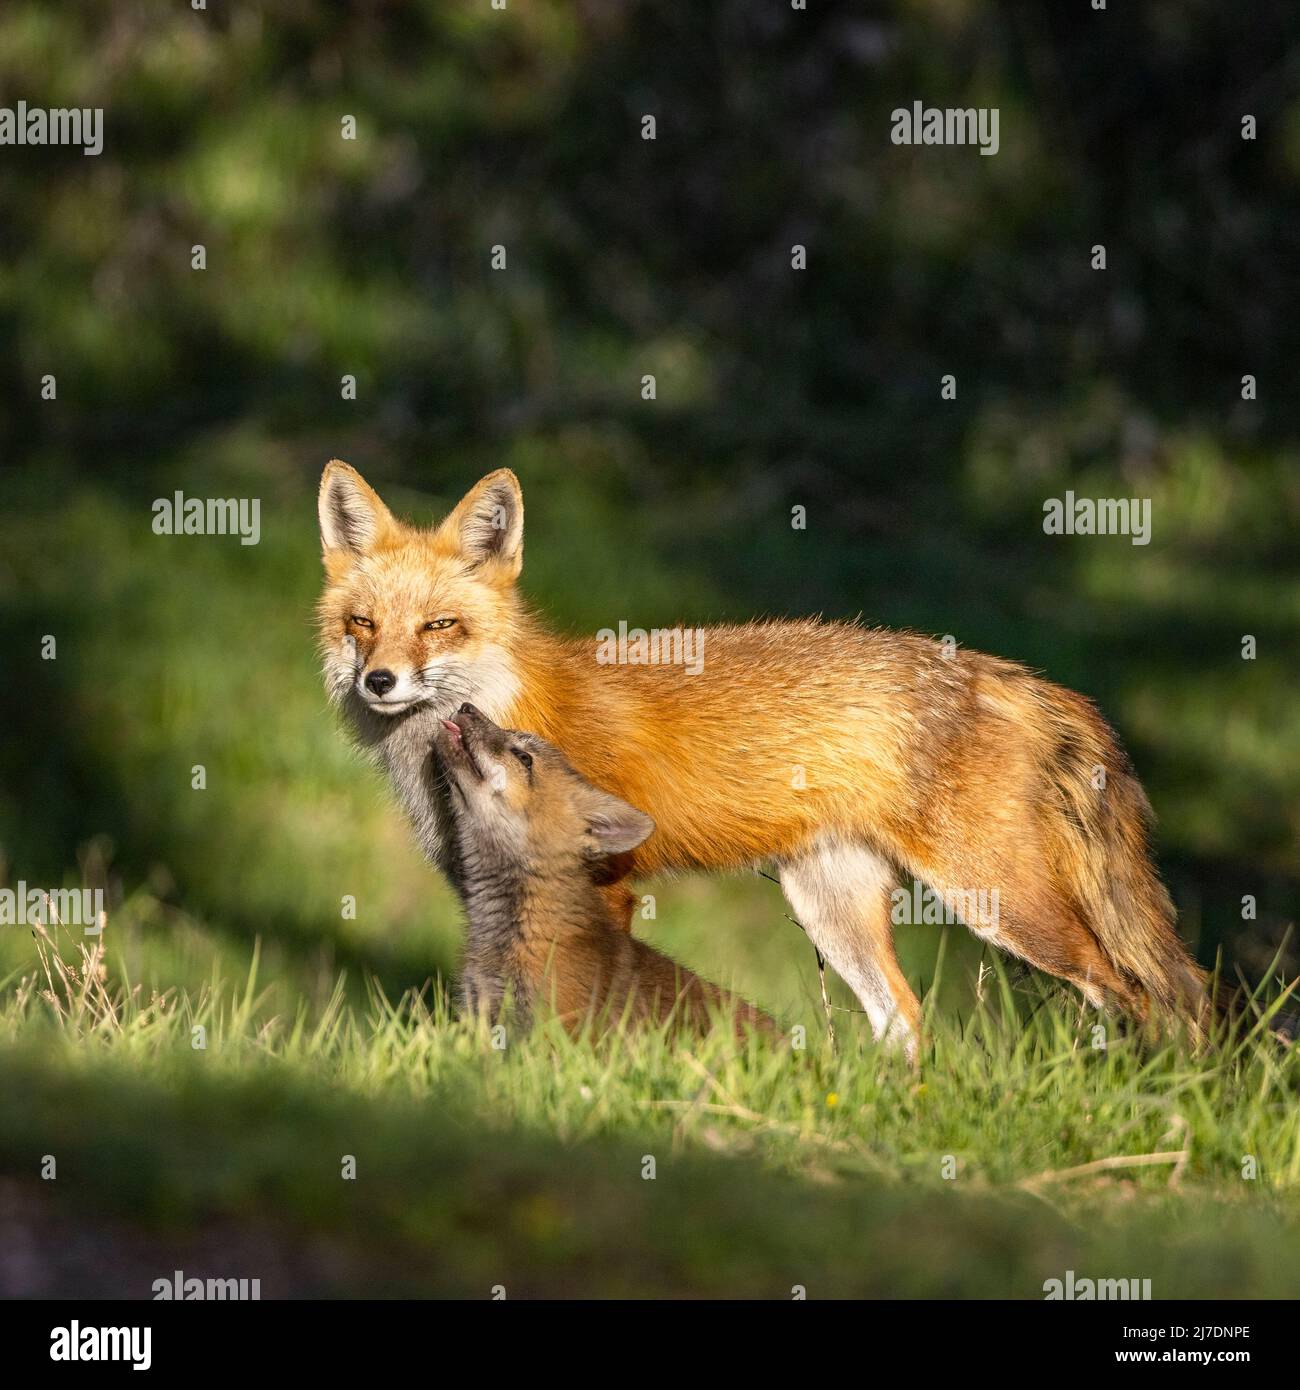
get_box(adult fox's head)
[317,461,525,719]
[435,703,654,870]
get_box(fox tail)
[1037,688,1208,1029]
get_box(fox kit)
[318,461,1207,1060]
[433,702,774,1036]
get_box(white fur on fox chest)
[374,706,456,870]
[342,660,521,874]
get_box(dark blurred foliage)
[0,1,1295,464]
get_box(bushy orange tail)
[1038,689,1208,1027]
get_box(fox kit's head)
[317,461,525,720]
[435,703,655,874]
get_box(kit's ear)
[319,460,398,557]
[580,786,656,857]
[439,469,524,579]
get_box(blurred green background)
[1,0,1297,1021]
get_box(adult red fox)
[434,702,774,1038]
[317,461,1206,1059]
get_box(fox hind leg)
[967,888,1144,1017]
[916,851,1147,1016]
[779,839,920,1061]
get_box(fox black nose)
[458,702,483,719]
[365,669,397,696]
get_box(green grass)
[3,908,1298,1298]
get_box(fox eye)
[423,618,457,632]
[511,748,533,771]
[350,615,373,629]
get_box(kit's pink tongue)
[440,719,462,743]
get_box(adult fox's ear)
[439,469,524,580]
[581,787,655,857]
[319,460,397,558]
